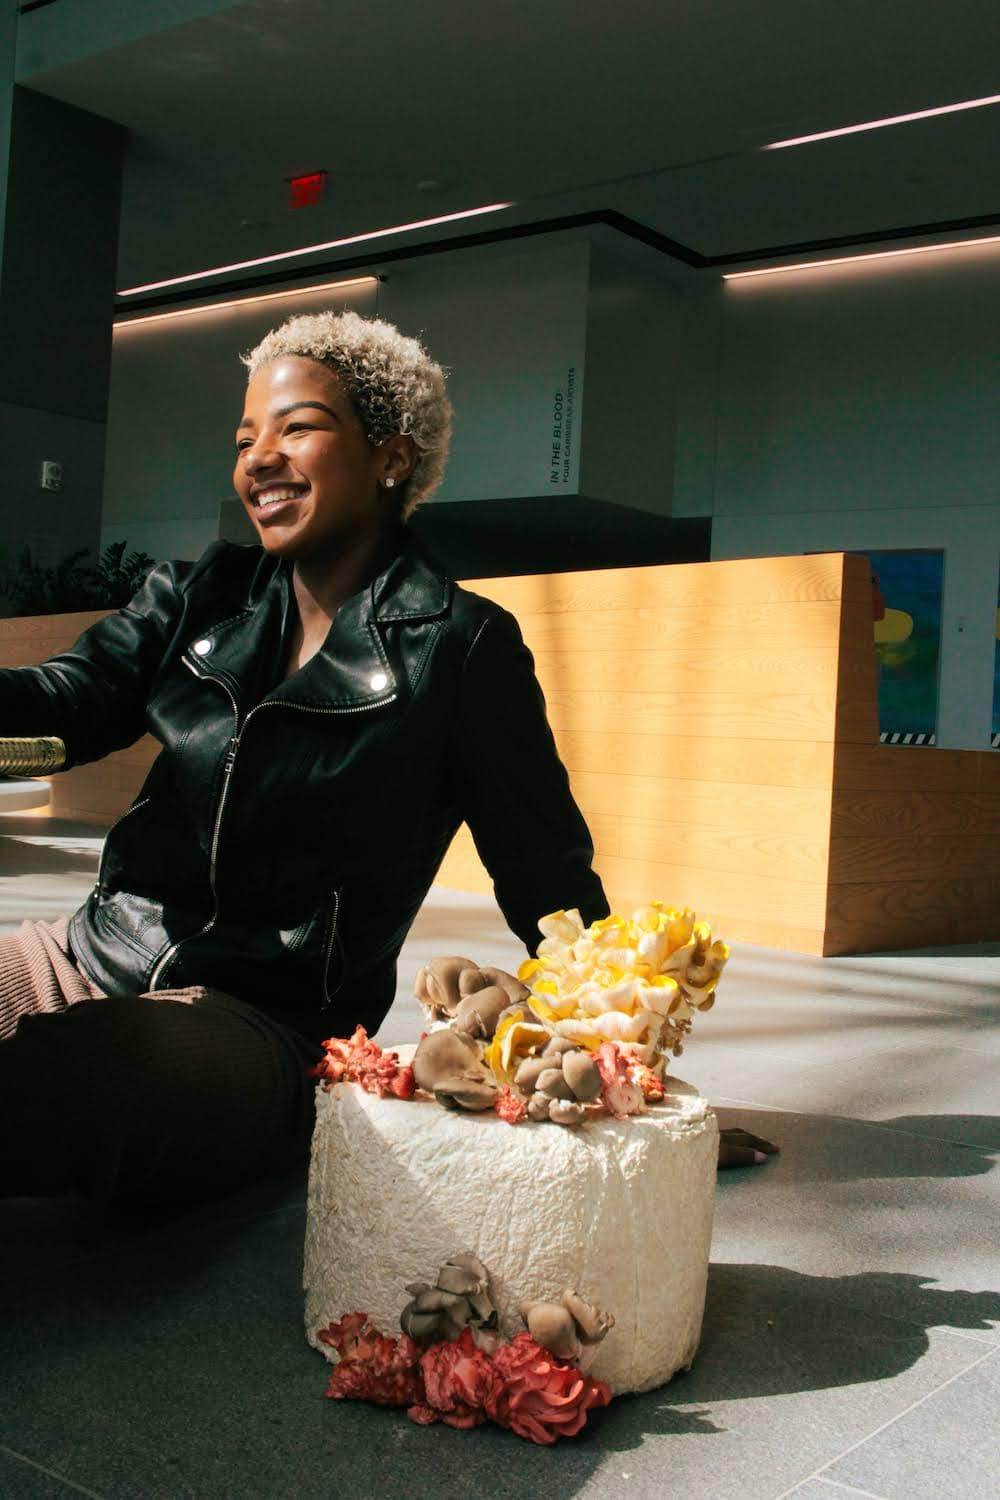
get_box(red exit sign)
[289,171,326,210]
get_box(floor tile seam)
[812,1475,891,1500]
[0,1443,105,1499]
[768,1342,999,1500]
[710,1094,997,1153]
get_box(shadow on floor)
[0,832,100,878]
[713,1106,998,1177]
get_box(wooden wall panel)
[530,645,841,699]
[482,552,866,613]
[3,553,996,955]
[438,554,850,948]
[514,601,848,655]
[552,730,835,788]
[833,744,980,792]
[560,771,832,837]
[542,689,842,744]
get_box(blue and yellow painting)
[863,550,944,738]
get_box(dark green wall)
[0,73,126,590]
[0,85,124,420]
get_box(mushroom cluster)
[519,904,728,1061]
[414,957,528,1035]
[399,1253,614,1373]
[411,959,604,1126]
[520,1289,615,1369]
[512,1035,602,1125]
[412,957,529,1110]
[400,1252,499,1351]
[409,902,727,1127]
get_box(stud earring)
[384,476,396,489]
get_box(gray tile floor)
[1,813,997,1499]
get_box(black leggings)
[0,989,320,1208]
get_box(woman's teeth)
[256,487,302,509]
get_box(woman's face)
[234,356,399,563]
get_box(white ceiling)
[16,0,1000,291]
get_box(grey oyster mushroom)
[561,1049,602,1101]
[514,1054,550,1092]
[452,984,511,1040]
[411,1028,496,1111]
[400,1252,499,1349]
[401,1286,474,1343]
[434,1076,497,1111]
[514,1043,601,1124]
[520,1289,615,1365]
[520,1302,580,1359]
[534,1066,575,1101]
[458,965,530,1007]
[542,1035,577,1058]
[436,1251,495,1321]
[548,1098,588,1125]
[414,955,477,1022]
[562,1289,615,1344]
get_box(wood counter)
[2,552,995,954]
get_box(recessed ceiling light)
[723,233,1000,280]
[764,93,1000,149]
[117,202,514,297]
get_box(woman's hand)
[718,1126,780,1170]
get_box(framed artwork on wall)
[862,549,944,744]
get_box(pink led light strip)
[765,93,1000,149]
[724,234,1000,280]
[113,276,379,329]
[118,203,513,297]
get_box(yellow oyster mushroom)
[532,978,560,997]
[633,902,668,933]
[666,908,695,953]
[598,945,642,972]
[536,936,572,961]
[556,1011,655,1046]
[686,939,730,990]
[537,909,585,944]
[527,993,579,1026]
[637,927,671,971]
[641,977,681,1016]
[486,1013,552,1083]
[591,914,628,936]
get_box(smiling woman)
[0,307,623,1207]
[234,314,453,677]
[234,357,416,676]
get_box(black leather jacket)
[0,536,607,1042]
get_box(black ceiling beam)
[114,205,1000,319]
[709,209,1000,267]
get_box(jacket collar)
[182,533,452,713]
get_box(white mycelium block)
[303,1078,718,1395]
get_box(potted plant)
[0,541,156,617]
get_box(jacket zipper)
[147,672,396,990]
[319,888,342,1011]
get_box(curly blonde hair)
[242,310,452,516]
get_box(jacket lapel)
[184,537,453,714]
[275,539,453,710]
